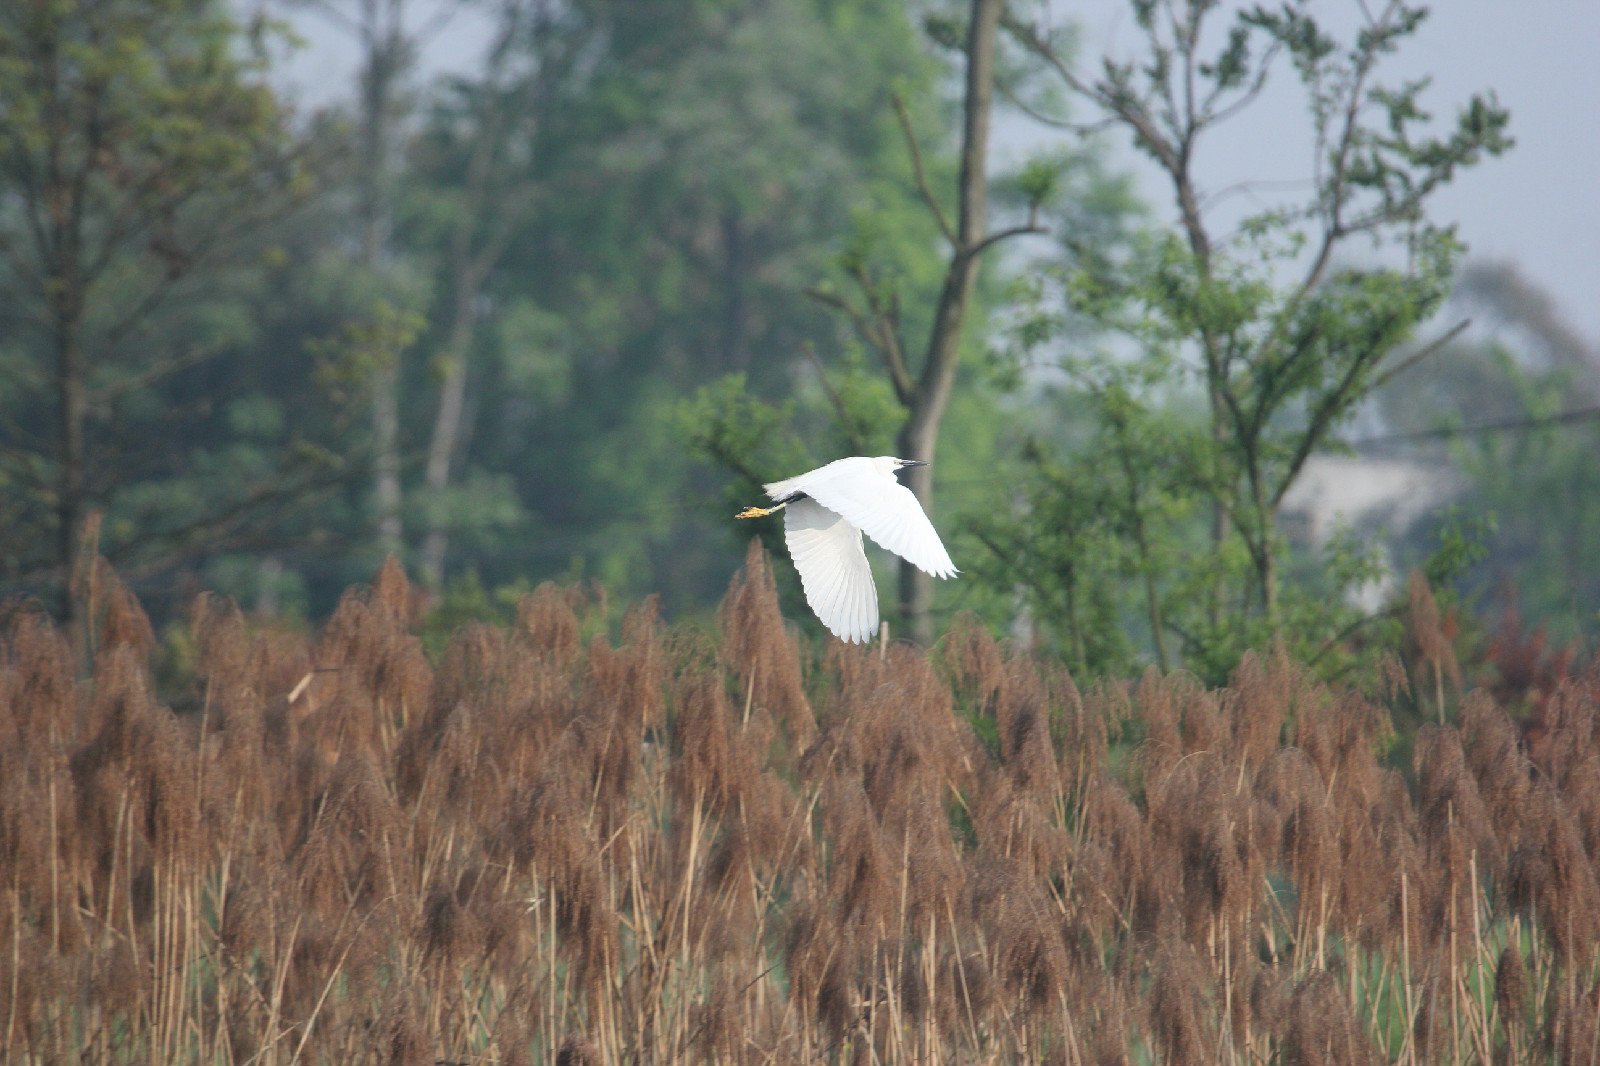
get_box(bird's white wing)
[763,456,858,502]
[784,497,879,644]
[798,465,957,579]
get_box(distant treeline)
[4,0,1589,678]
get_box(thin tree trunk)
[412,7,539,588]
[371,364,403,556]
[894,0,1001,645]
[418,285,478,588]
[896,420,938,641]
[360,0,405,558]
[47,52,89,617]
[56,317,86,617]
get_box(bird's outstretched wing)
[784,497,878,644]
[797,463,958,579]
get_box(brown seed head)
[1495,944,1529,1029]
[1,608,75,748]
[1415,724,1496,858]
[1227,650,1293,772]
[1548,975,1600,1066]
[968,854,1070,1019]
[1135,667,1183,786]
[1458,690,1532,861]
[380,985,431,1066]
[1282,969,1380,1065]
[1408,569,1461,691]
[1148,935,1214,1066]
[720,539,814,744]
[516,581,583,670]
[94,559,156,661]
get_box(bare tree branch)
[891,92,954,246]
[1298,1,1398,298]
[1366,317,1471,395]
[86,345,218,410]
[804,282,914,404]
[966,220,1048,261]
[801,345,873,455]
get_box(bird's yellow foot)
[735,505,775,519]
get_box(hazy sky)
[276,0,1600,348]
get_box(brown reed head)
[516,580,583,670]
[1546,974,1600,1066]
[1495,943,1529,1030]
[1282,969,1380,1065]
[1148,934,1214,1066]
[1407,569,1462,693]
[941,611,1006,707]
[1,607,75,748]
[94,559,156,662]
[720,538,814,743]
[380,985,431,1066]
[993,655,1062,804]
[1226,649,1294,771]
[555,1032,600,1066]
[1414,723,1496,859]
[1147,749,1260,942]
[968,853,1069,1019]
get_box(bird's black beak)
[899,459,929,467]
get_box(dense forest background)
[2,0,1593,684]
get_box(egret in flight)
[736,456,957,643]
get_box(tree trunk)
[371,364,404,556]
[360,0,405,558]
[55,316,86,617]
[418,280,479,589]
[896,418,938,641]
[413,6,540,589]
[894,0,1001,645]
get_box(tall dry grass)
[3,542,1599,1064]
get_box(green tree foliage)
[400,0,590,589]
[0,0,320,611]
[443,0,953,614]
[976,0,1511,678]
[6,0,951,624]
[678,0,1145,645]
[2,0,1553,675]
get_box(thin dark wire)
[1341,405,1600,448]
[521,407,1600,528]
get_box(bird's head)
[875,456,928,478]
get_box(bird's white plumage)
[782,498,878,644]
[758,456,957,643]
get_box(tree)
[283,0,430,558]
[404,0,588,589]
[808,0,1044,643]
[0,0,310,611]
[446,0,957,614]
[982,0,1510,674]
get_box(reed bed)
[3,543,1599,1065]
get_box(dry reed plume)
[3,542,1599,1064]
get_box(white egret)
[735,456,957,643]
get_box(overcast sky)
[275,0,1600,349]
